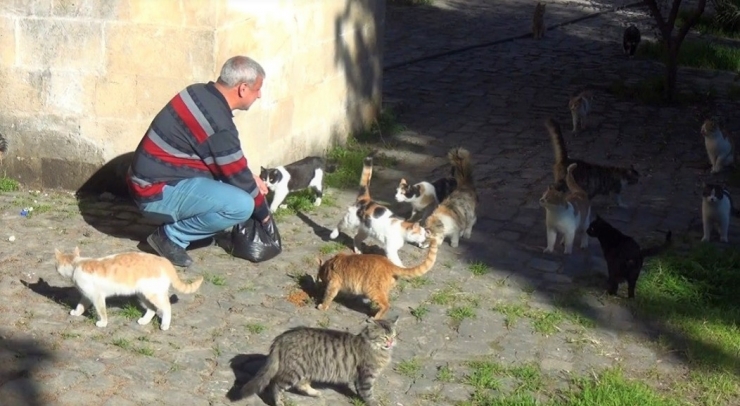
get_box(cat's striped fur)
[329,156,427,267]
[317,226,442,320]
[238,317,399,406]
[546,118,639,207]
[422,147,478,248]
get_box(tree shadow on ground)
[0,329,55,406]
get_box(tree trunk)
[665,41,679,101]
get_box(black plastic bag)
[230,216,282,263]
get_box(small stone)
[8,235,15,242]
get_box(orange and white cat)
[317,228,442,320]
[569,90,593,134]
[54,247,203,331]
[539,163,591,254]
[329,157,428,267]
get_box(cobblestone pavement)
[2,1,740,405]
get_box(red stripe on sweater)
[171,94,209,143]
[254,193,265,207]
[218,156,249,178]
[128,179,165,199]
[142,137,210,172]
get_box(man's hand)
[253,173,268,195]
[262,214,271,225]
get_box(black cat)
[586,215,671,298]
[622,25,641,57]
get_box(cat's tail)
[448,147,474,188]
[394,233,441,278]
[357,156,373,199]
[169,271,204,294]
[546,118,568,164]
[565,163,587,196]
[640,231,672,258]
[239,350,280,398]
[0,132,7,162]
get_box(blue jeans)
[138,177,255,248]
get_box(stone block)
[94,74,138,118]
[80,118,147,159]
[105,24,213,79]
[0,67,48,112]
[0,16,16,67]
[50,0,122,19]
[125,0,186,26]
[45,71,96,115]
[134,74,192,122]
[268,98,294,143]
[17,19,104,73]
[5,0,53,16]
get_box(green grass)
[637,39,740,73]
[410,304,429,321]
[468,261,489,276]
[324,109,401,190]
[608,75,710,106]
[0,177,19,192]
[319,241,346,255]
[677,10,740,39]
[117,303,142,320]
[628,243,740,404]
[245,323,266,334]
[271,189,338,220]
[396,358,422,378]
[203,273,227,286]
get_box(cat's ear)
[315,257,323,267]
[73,246,80,257]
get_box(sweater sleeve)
[203,130,270,222]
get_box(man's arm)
[204,130,270,222]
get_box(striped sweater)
[127,82,269,222]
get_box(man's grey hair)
[217,56,266,87]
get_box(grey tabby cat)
[239,317,399,406]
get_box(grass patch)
[245,323,266,334]
[0,177,19,192]
[324,109,401,190]
[637,39,740,73]
[448,305,476,323]
[437,364,455,382]
[492,301,580,336]
[319,241,346,255]
[203,273,227,286]
[271,189,337,220]
[396,358,422,378]
[118,303,142,320]
[468,261,489,276]
[629,243,740,404]
[677,10,740,39]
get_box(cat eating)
[395,176,457,220]
[701,183,740,242]
[422,147,478,248]
[329,156,427,267]
[540,163,592,254]
[317,227,442,320]
[546,117,640,207]
[587,215,672,298]
[260,156,334,212]
[701,117,736,174]
[54,247,203,330]
[238,317,399,406]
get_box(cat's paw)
[543,247,554,253]
[95,320,108,328]
[353,247,362,254]
[317,303,328,311]
[701,236,710,242]
[313,198,322,207]
[70,309,83,317]
[329,229,339,239]
[160,323,170,331]
[137,317,151,326]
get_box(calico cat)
[317,229,441,320]
[260,156,334,212]
[587,215,672,298]
[329,157,427,267]
[546,117,640,207]
[622,25,641,56]
[532,2,546,40]
[568,90,593,134]
[422,147,478,248]
[54,248,203,330]
[395,176,457,219]
[238,317,399,406]
[701,117,736,174]
[701,183,740,242]
[539,163,591,254]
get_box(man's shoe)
[146,227,193,267]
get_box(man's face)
[236,76,263,111]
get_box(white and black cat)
[260,156,335,212]
[587,215,671,299]
[701,183,740,243]
[395,176,457,220]
[622,25,641,56]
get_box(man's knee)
[225,190,255,221]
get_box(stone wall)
[0,0,385,191]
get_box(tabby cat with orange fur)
[539,163,592,254]
[316,225,443,320]
[54,247,203,331]
[532,2,546,39]
[422,147,478,248]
